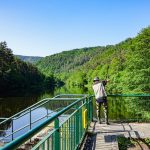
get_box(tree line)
[36,26,150,94]
[0,42,62,95]
[1,26,149,95]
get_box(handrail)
[0,95,88,150]
[0,96,80,142]
[32,100,87,150]
[0,98,50,125]
[107,94,150,97]
[1,93,149,149]
[12,98,76,121]
[0,118,9,121]
[0,95,61,126]
[0,106,66,141]
[0,97,80,125]
[88,94,150,98]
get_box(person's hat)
[93,77,100,82]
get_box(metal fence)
[107,94,150,122]
[0,94,150,150]
[0,94,93,150]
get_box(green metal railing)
[0,93,150,150]
[107,94,150,122]
[0,94,93,150]
[0,95,85,143]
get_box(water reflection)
[93,96,150,122]
[0,86,150,143]
[1,86,150,122]
[0,99,74,142]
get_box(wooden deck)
[82,122,150,150]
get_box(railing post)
[76,105,79,147]
[87,97,90,124]
[90,96,93,121]
[12,119,14,141]
[29,108,32,130]
[46,108,48,118]
[54,118,60,150]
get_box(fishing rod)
[106,65,110,80]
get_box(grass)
[143,137,150,147]
[117,136,150,150]
[117,136,135,150]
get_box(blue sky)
[0,0,150,56]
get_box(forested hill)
[0,42,56,95]
[36,26,150,94]
[36,46,106,74]
[16,55,43,63]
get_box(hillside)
[0,42,56,95]
[36,26,150,94]
[36,46,105,74]
[16,55,43,63]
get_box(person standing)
[92,77,109,124]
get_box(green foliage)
[118,137,150,150]
[117,136,135,150]
[0,42,57,94]
[36,26,150,94]
[144,137,150,146]
[16,55,43,64]
[36,47,105,75]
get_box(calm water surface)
[0,86,150,142]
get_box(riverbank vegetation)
[36,26,150,94]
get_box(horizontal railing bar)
[0,138,12,141]
[57,94,87,96]
[90,94,150,97]
[0,118,9,120]
[13,99,58,120]
[12,111,30,120]
[0,99,51,125]
[0,95,62,126]
[1,95,87,150]
[15,98,77,119]
[31,108,76,127]
[30,98,76,112]
[0,96,69,124]
[2,107,66,142]
[0,124,30,141]
[31,108,70,126]
[108,94,150,97]
[31,101,50,112]
[0,130,12,132]
[31,115,50,125]
[31,107,66,125]
[1,107,63,141]
[48,98,80,100]
[13,100,56,120]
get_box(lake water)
[0,86,90,118]
[0,86,150,142]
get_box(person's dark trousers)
[96,100,108,124]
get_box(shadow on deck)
[81,121,150,150]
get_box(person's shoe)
[97,119,101,124]
[99,120,102,124]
